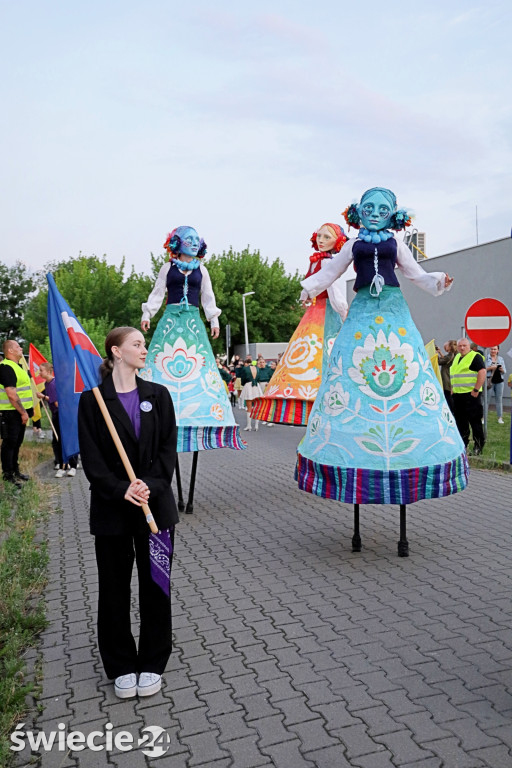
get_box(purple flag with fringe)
[149,529,173,595]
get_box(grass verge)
[469,410,511,471]
[0,441,54,766]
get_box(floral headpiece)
[163,226,207,258]
[310,223,348,253]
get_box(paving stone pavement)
[13,413,512,767]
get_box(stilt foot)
[352,535,362,553]
[185,504,194,515]
[397,540,409,557]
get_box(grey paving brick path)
[13,413,512,767]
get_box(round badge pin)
[140,401,152,412]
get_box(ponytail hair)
[99,326,139,380]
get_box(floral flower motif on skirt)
[154,337,205,385]
[297,286,467,490]
[141,304,244,451]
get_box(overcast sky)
[1,0,511,290]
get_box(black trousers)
[51,412,78,469]
[1,410,26,476]
[94,531,173,679]
[453,392,485,451]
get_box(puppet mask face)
[316,225,337,252]
[359,191,393,231]
[179,228,200,257]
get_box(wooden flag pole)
[41,399,59,441]
[91,386,158,534]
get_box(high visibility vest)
[0,359,33,411]
[450,351,480,394]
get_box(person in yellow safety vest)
[450,337,487,456]
[0,339,34,487]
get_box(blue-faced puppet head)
[343,187,411,234]
[358,187,396,231]
[163,226,207,259]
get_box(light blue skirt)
[296,286,468,504]
[140,304,245,453]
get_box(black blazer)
[78,374,179,535]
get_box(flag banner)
[29,343,47,386]
[46,273,102,462]
[17,354,41,421]
[425,339,442,387]
[149,529,173,596]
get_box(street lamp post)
[242,291,255,357]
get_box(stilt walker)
[140,226,245,512]
[251,223,348,426]
[295,188,468,555]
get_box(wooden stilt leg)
[175,455,185,513]
[352,504,362,552]
[398,504,409,557]
[185,451,199,515]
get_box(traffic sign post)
[464,298,511,440]
[465,298,511,348]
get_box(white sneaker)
[266,422,274,427]
[38,432,45,439]
[54,463,60,470]
[114,673,137,699]
[498,418,504,424]
[67,468,76,477]
[55,469,66,478]
[137,672,161,697]
[243,426,252,431]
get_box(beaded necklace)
[358,228,393,244]
[171,257,200,272]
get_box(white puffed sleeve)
[396,240,451,296]
[200,264,221,329]
[327,274,348,320]
[141,262,171,322]
[300,240,355,303]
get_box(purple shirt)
[44,378,59,415]
[117,389,141,438]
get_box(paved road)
[14,412,512,767]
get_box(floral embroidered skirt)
[140,304,245,452]
[251,297,342,425]
[296,286,468,504]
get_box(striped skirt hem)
[251,398,311,426]
[295,452,469,504]
[177,426,246,453]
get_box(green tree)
[21,254,154,347]
[0,261,36,341]
[204,248,304,355]
[19,249,304,359]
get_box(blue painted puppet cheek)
[358,191,393,231]
[179,228,200,257]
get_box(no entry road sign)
[465,298,511,347]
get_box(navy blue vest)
[352,238,400,292]
[166,262,202,307]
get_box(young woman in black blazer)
[78,326,179,699]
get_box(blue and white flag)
[46,274,102,462]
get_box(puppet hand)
[141,320,150,332]
[211,326,220,339]
[444,274,454,288]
